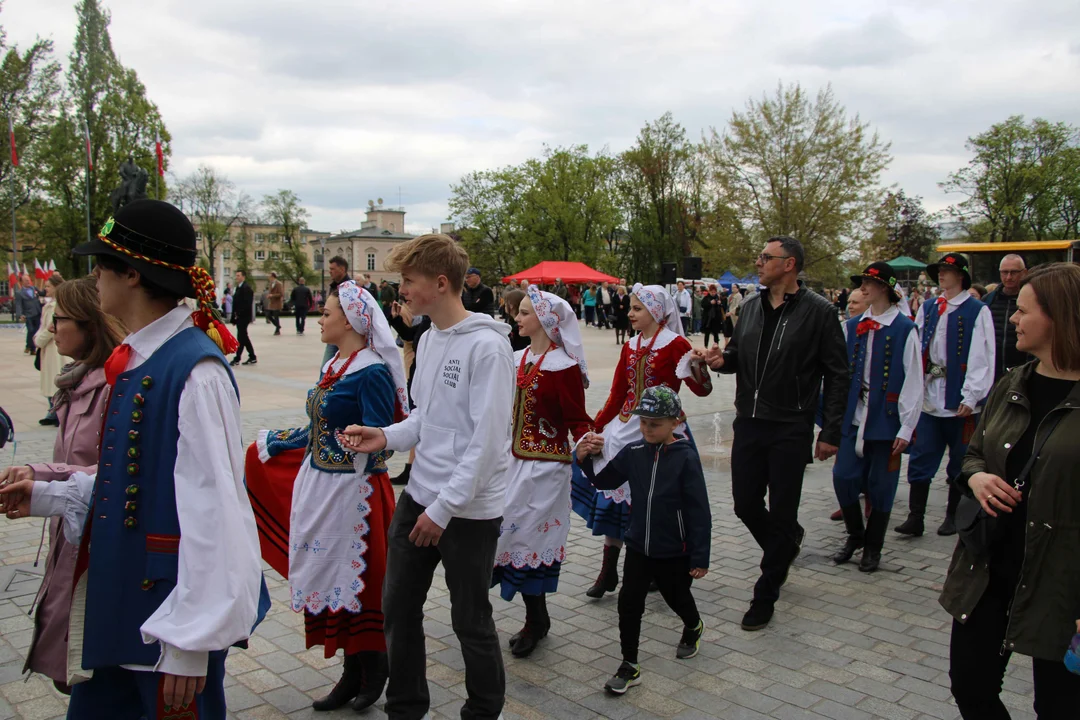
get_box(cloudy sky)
[8,0,1080,235]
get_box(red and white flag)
[33,258,46,281]
[6,263,16,288]
[8,117,17,168]
[47,259,56,274]
[83,121,93,171]
[155,129,164,177]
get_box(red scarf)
[855,318,881,337]
[936,296,948,316]
[104,344,134,387]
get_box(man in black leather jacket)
[699,236,848,631]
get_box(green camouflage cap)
[631,385,682,419]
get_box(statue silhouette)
[109,156,149,212]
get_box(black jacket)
[462,283,495,316]
[982,287,1029,380]
[719,284,848,445]
[232,282,254,325]
[582,437,711,568]
[290,285,313,314]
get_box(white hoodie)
[382,313,514,528]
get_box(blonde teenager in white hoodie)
[339,234,514,720]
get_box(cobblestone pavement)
[0,322,1039,719]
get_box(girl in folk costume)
[570,283,713,598]
[245,281,409,712]
[494,287,592,658]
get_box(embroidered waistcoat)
[842,314,916,441]
[921,296,984,411]
[83,328,237,669]
[512,363,591,463]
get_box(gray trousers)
[383,490,504,720]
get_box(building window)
[224,267,231,278]
[255,250,266,261]
[367,253,376,271]
[222,249,231,260]
[195,231,202,240]
[270,251,280,260]
[255,233,264,243]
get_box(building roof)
[314,226,416,244]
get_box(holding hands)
[692,346,724,370]
[575,433,604,462]
[336,425,387,454]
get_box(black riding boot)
[511,593,551,658]
[350,651,388,711]
[937,483,961,536]
[586,545,621,598]
[894,483,929,537]
[831,504,865,564]
[860,511,891,572]
[313,652,363,711]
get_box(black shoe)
[937,483,961,536]
[512,593,551,658]
[243,357,258,365]
[312,653,363,711]
[350,651,388,712]
[391,463,411,486]
[832,504,865,565]
[38,416,59,426]
[676,620,704,659]
[936,514,957,536]
[230,358,241,366]
[274,329,281,335]
[740,601,774,631]
[895,483,929,537]
[586,545,621,599]
[860,511,891,573]
[604,661,642,695]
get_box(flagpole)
[84,119,92,275]
[7,116,16,291]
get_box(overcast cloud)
[8,0,1080,236]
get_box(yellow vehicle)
[935,240,1080,283]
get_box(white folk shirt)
[914,291,996,418]
[842,304,924,457]
[676,289,692,318]
[30,305,263,678]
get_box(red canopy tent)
[502,261,618,285]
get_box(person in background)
[260,285,270,324]
[15,276,42,354]
[597,282,611,329]
[461,267,496,316]
[940,262,1080,719]
[727,285,743,328]
[691,286,703,335]
[230,269,257,366]
[582,284,597,326]
[380,279,397,315]
[290,276,313,335]
[836,287,849,315]
[34,275,72,426]
[701,284,726,349]
[222,285,233,317]
[968,284,987,301]
[568,284,581,319]
[897,253,995,539]
[828,285,870,522]
[266,272,284,336]
[982,253,1030,383]
[518,279,529,292]
[612,284,631,345]
[388,296,432,488]
[552,278,570,302]
[2,277,125,693]
[501,289,530,352]
[675,281,692,335]
[321,256,349,370]
[602,281,615,329]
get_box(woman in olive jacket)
[940,262,1080,719]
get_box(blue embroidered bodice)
[264,362,396,474]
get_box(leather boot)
[831,504,865,564]
[937,483,961,536]
[313,652,363,711]
[894,483,929,537]
[860,511,891,572]
[586,545,621,598]
[511,593,551,658]
[350,651,388,711]
[391,463,411,486]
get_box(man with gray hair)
[981,254,1029,381]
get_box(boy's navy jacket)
[581,436,711,569]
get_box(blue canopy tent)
[738,274,760,287]
[717,271,740,289]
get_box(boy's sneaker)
[604,661,642,695]
[676,620,704,659]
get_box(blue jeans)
[907,413,972,485]
[67,650,227,719]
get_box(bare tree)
[170,165,251,279]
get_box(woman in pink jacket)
[0,277,124,691]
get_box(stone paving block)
[261,685,314,714]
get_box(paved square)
[0,320,1038,719]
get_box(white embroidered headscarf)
[631,283,684,337]
[336,281,410,419]
[526,285,589,388]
